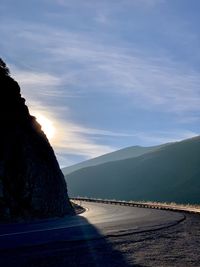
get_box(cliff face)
[0,59,73,221]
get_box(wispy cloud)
[1,2,199,166]
[135,130,198,145]
[10,67,115,164]
[14,24,200,116]
[29,100,198,165]
[12,67,61,88]
[55,0,165,9]
[33,109,115,160]
[10,64,81,106]
[53,0,166,28]
[34,108,197,166]
[2,15,200,117]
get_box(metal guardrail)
[70,197,200,215]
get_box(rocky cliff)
[0,59,73,221]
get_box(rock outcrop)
[0,59,73,221]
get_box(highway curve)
[0,201,184,250]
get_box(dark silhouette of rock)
[0,58,73,221]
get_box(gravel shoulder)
[1,212,200,267]
[108,212,200,267]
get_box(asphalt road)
[0,202,184,250]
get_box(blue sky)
[1,0,200,167]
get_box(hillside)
[66,136,200,204]
[62,144,166,175]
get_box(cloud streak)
[32,109,115,162]
[55,0,165,9]
[2,15,200,117]
[15,24,200,116]
[1,3,199,166]
[32,105,197,167]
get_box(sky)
[1,0,200,167]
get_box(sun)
[36,114,55,141]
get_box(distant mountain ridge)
[62,143,168,176]
[64,136,200,205]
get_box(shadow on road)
[0,214,144,267]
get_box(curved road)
[0,202,184,250]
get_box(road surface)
[0,201,184,250]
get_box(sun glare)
[36,114,55,141]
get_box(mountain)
[66,136,200,204]
[0,58,72,221]
[62,144,166,176]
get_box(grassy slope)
[66,136,200,204]
[62,144,166,176]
